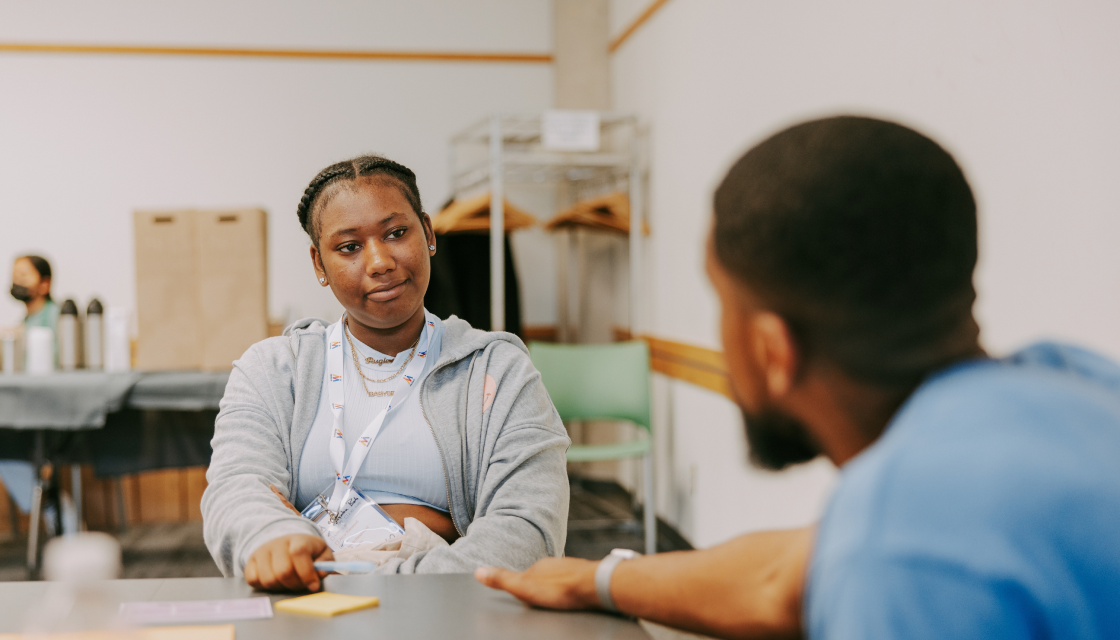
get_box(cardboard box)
[195,209,268,370]
[134,211,204,371]
[134,209,267,371]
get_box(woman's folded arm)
[202,350,319,576]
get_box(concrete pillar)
[553,0,611,109]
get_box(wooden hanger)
[431,192,537,234]
[544,192,649,235]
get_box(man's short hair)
[713,116,980,385]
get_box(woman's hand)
[245,534,334,593]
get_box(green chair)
[529,340,655,554]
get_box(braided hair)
[297,155,425,246]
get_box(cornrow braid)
[296,154,426,246]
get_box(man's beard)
[742,408,821,470]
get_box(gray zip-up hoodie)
[201,316,570,576]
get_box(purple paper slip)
[120,597,273,624]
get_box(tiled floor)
[0,478,692,581]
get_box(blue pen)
[314,560,379,574]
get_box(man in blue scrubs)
[477,116,1120,639]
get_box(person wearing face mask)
[1,255,59,529]
[11,255,59,342]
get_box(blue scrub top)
[23,298,60,332]
[807,342,1120,640]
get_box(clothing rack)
[447,113,647,338]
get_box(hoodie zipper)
[418,363,464,538]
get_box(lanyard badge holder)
[301,487,404,550]
[300,313,436,551]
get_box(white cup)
[26,327,55,375]
[104,308,131,373]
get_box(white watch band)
[595,548,640,612]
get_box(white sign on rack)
[542,110,601,152]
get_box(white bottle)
[58,299,80,371]
[1,334,16,374]
[23,533,136,635]
[103,307,131,373]
[85,299,104,371]
[25,326,55,375]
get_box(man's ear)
[751,311,798,398]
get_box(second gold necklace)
[344,319,419,397]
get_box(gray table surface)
[0,574,650,639]
[0,370,229,430]
[126,371,230,411]
[0,371,141,429]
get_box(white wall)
[0,0,552,327]
[7,0,1117,552]
[610,0,1120,547]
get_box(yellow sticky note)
[274,592,380,617]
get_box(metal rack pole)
[629,130,655,555]
[628,132,643,338]
[489,115,505,331]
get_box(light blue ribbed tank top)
[296,315,447,512]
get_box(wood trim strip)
[613,327,733,399]
[609,0,673,53]
[644,335,733,400]
[650,355,733,399]
[0,42,552,64]
[644,335,728,374]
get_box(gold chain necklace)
[343,319,419,397]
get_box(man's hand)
[475,557,601,610]
[244,534,333,593]
[477,527,813,640]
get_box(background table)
[0,371,230,572]
[0,371,229,429]
[0,574,650,640]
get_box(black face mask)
[10,284,32,302]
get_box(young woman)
[202,156,570,592]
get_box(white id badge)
[301,485,405,552]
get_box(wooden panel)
[135,469,183,523]
[523,325,559,343]
[120,474,141,525]
[134,210,203,370]
[0,476,12,535]
[0,465,210,533]
[79,465,120,530]
[184,467,208,522]
[195,209,268,371]
[0,476,28,536]
[0,42,552,63]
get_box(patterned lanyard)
[324,312,435,513]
